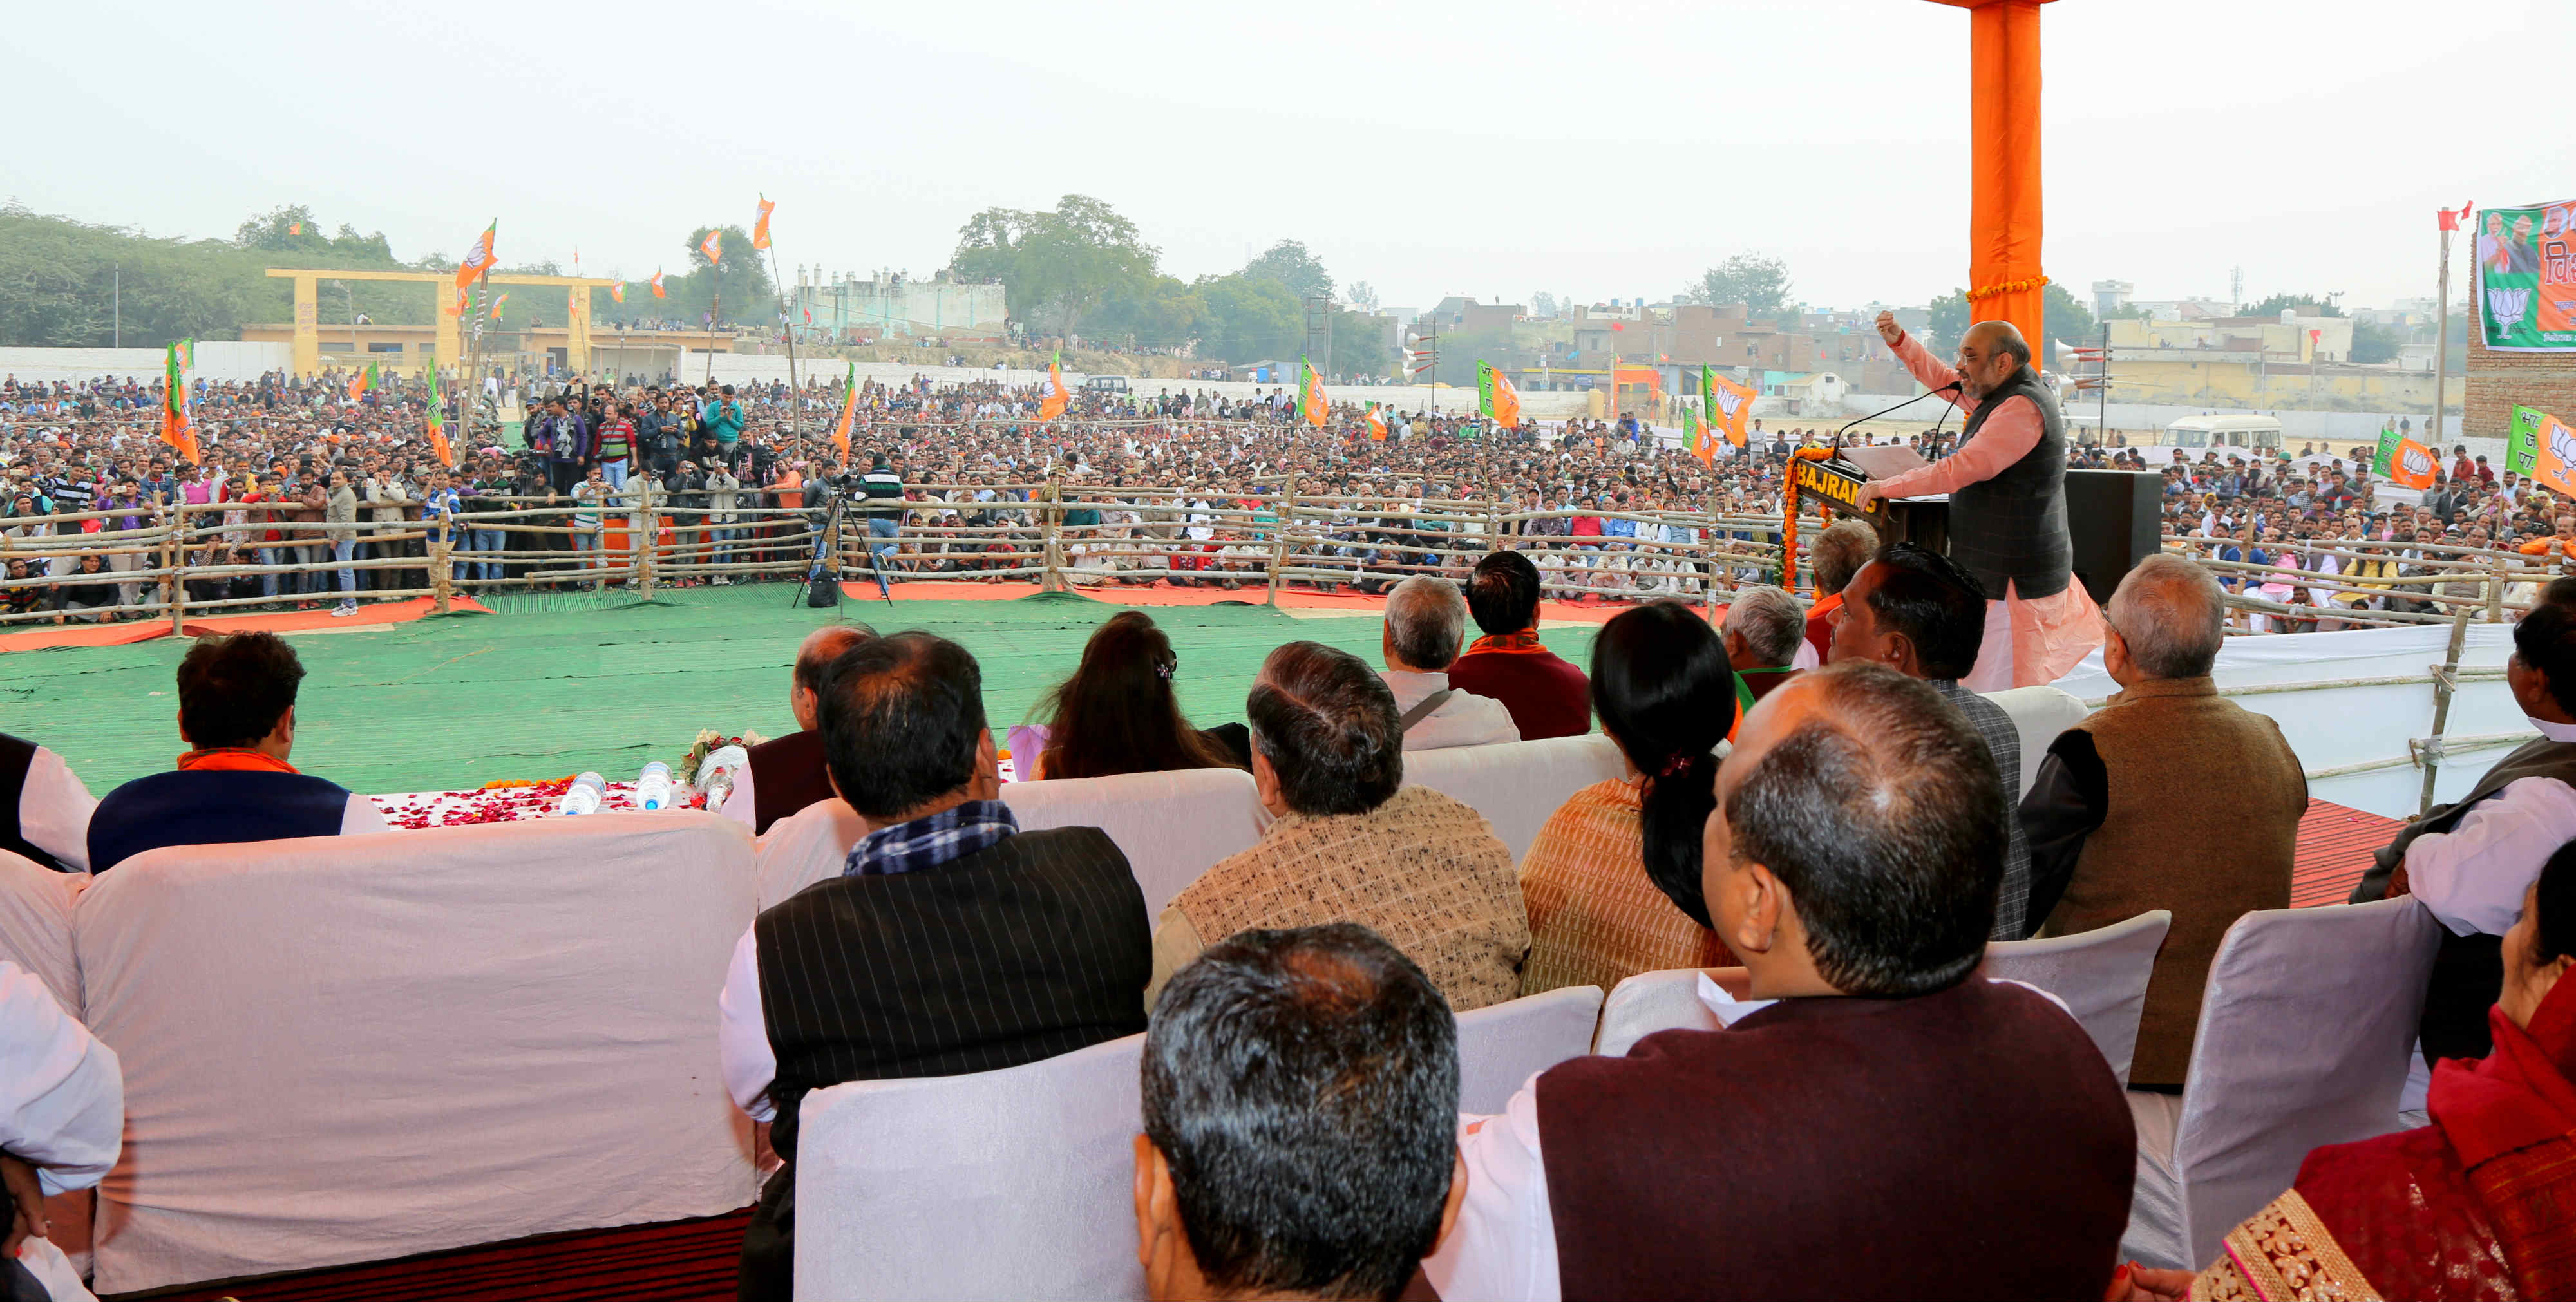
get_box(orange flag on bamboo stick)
[1038,355,1070,420]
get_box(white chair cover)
[755,768,1264,918]
[1455,985,1605,1115]
[1592,968,1725,1059]
[2123,896,2441,1270]
[793,1033,1148,1302]
[1980,685,2091,797]
[1401,735,1627,865]
[0,851,82,1017]
[75,812,760,1293]
[1982,910,2172,1087]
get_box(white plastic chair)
[792,1033,1149,1302]
[1455,985,1605,1114]
[1593,968,1727,1058]
[1402,734,1627,864]
[1980,685,2091,798]
[1983,910,2172,1086]
[2122,896,2441,1270]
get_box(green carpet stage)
[9,585,1605,797]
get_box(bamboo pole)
[2419,606,2473,815]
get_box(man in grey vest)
[1856,312,2105,688]
[2354,578,2576,1066]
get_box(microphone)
[1833,382,1961,443]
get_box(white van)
[2163,413,2284,450]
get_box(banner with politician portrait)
[2475,199,2576,351]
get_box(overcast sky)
[8,0,2565,315]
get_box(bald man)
[1856,312,2103,688]
[730,623,876,835]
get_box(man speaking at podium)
[1855,310,2101,689]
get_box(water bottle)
[636,761,675,811]
[558,772,606,816]
[697,746,750,815]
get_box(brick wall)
[2465,334,2576,435]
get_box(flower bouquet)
[678,729,768,788]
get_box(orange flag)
[2532,410,2576,500]
[2387,437,2439,489]
[1038,355,1070,421]
[1365,402,1388,442]
[453,220,497,293]
[699,229,723,264]
[609,283,625,303]
[160,341,198,464]
[650,269,667,299]
[831,362,858,463]
[489,292,509,320]
[752,196,775,251]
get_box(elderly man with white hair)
[1719,585,1806,717]
[1380,576,1520,751]
[2018,552,2304,1096]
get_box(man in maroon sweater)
[1423,661,2134,1301]
[1446,551,1590,740]
[734,622,873,834]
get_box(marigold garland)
[1964,274,2050,303]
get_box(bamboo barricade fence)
[1,488,2561,637]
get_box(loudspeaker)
[2063,470,2161,605]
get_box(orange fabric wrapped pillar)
[1938,0,2050,359]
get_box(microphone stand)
[1834,382,1963,444]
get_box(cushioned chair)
[793,1033,1149,1302]
[1401,734,1627,865]
[1982,910,2172,1087]
[756,767,1264,918]
[2122,896,2442,1270]
[1980,685,2091,798]
[0,850,83,1017]
[1455,985,1605,1115]
[75,813,761,1294]
[1593,967,1726,1058]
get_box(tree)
[1345,280,1379,312]
[1327,307,1393,378]
[1682,254,1792,316]
[1243,240,1333,303]
[947,195,1160,339]
[2044,281,2097,352]
[671,225,777,325]
[1530,290,1558,318]
[2241,292,2343,319]
[1193,273,1303,364]
[2350,318,2403,364]
[1924,290,1970,355]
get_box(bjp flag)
[699,229,723,264]
[424,361,455,469]
[489,292,509,321]
[2387,437,2439,489]
[650,269,667,299]
[2532,410,2576,502]
[453,220,497,293]
[1702,366,1756,448]
[831,361,859,463]
[160,339,198,464]
[347,364,372,401]
[609,282,625,303]
[1365,402,1388,442]
[1297,358,1327,428]
[1477,361,1521,429]
[1038,355,1070,421]
[1682,402,1715,464]
[752,196,775,251]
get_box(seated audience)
[1829,542,2034,939]
[1795,520,1878,666]
[1034,610,1246,780]
[2355,576,2576,1066]
[1150,642,1529,1011]
[2022,555,2302,1094]
[1520,600,1737,994]
[1719,585,1804,715]
[719,632,1151,1300]
[1449,551,1591,740]
[1426,663,2134,1301]
[1379,576,1519,751]
[1135,924,1464,1302]
[2125,841,2576,1302]
[0,733,94,872]
[733,623,875,835]
[0,959,123,1301]
[88,632,390,873]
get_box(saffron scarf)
[1466,628,1548,655]
[175,748,299,775]
[2430,977,2576,1299]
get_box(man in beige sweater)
[1149,642,1530,1012]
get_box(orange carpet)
[837,578,1715,625]
[0,621,173,653]
[2291,798,2401,908]
[0,596,492,654]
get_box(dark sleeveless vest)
[2354,737,2576,1064]
[88,769,353,874]
[737,826,1150,1301]
[0,735,64,871]
[1950,366,2073,599]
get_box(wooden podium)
[1788,445,1949,553]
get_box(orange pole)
[1962,0,2047,359]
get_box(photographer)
[668,459,709,585]
[858,453,904,581]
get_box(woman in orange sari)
[2123,838,2576,1301]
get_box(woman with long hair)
[1519,599,1738,994]
[1031,610,1243,781]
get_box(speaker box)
[2063,470,2161,605]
